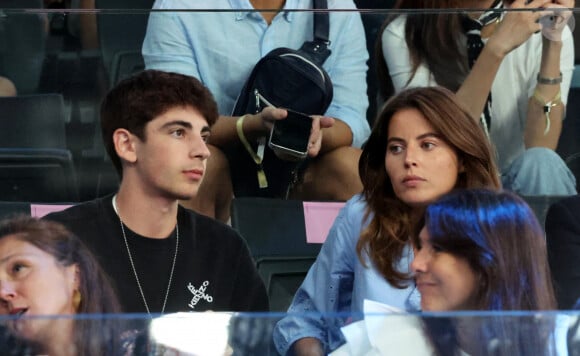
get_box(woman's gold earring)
[73,290,82,311]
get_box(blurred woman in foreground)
[0,216,121,355]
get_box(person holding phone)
[143,0,370,223]
[273,86,502,355]
[268,109,315,160]
[377,0,576,196]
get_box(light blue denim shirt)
[273,194,421,355]
[143,0,371,148]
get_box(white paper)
[332,299,432,356]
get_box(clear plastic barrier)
[0,7,579,355]
[0,6,578,203]
[1,311,580,354]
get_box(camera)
[268,109,313,160]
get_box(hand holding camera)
[489,0,547,56]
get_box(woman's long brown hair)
[357,87,500,288]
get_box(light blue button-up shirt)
[273,194,421,355]
[142,0,370,147]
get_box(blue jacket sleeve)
[273,195,366,355]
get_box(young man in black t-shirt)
[45,70,268,313]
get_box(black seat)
[95,0,154,87]
[355,0,395,125]
[0,0,46,94]
[0,94,78,202]
[0,201,30,219]
[359,13,389,126]
[231,197,323,311]
[0,94,68,149]
[109,50,146,85]
[557,87,580,161]
[231,197,322,261]
[545,196,580,310]
[566,153,580,191]
[78,120,119,200]
[0,148,78,202]
[556,85,580,191]
[257,257,317,312]
[354,0,396,8]
[520,195,566,230]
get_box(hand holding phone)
[539,2,575,41]
[268,109,313,160]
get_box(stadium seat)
[231,197,331,311]
[95,0,154,87]
[0,0,46,94]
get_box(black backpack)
[228,0,334,198]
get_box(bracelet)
[532,88,562,136]
[236,115,268,188]
[537,72,563,85]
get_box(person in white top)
[378,0,577,196]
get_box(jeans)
[502,147,577,196]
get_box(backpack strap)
[313,0,329,44]
[300,0,331,65]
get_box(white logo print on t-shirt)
[187,281,213,310]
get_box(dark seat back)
[566,153,580,191]
[257,257,317,312]
[545,196,580,309]
[95,0,154,86]
[0,0,46,94]
[0,148,78,202]
[557,86,580,162]
[0,94,78,202]
[360,12,389,125]
[0,94,67,149]
[231,197,324,311]
[520,195,567,230]
[0,201,30,219]
[231,197,322,261]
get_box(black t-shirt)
[45,194,269,313]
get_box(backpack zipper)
[254,89,276,113]
[279,53,326,84]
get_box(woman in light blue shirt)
[273,86,502,355]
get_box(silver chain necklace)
[112,195,179,316]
